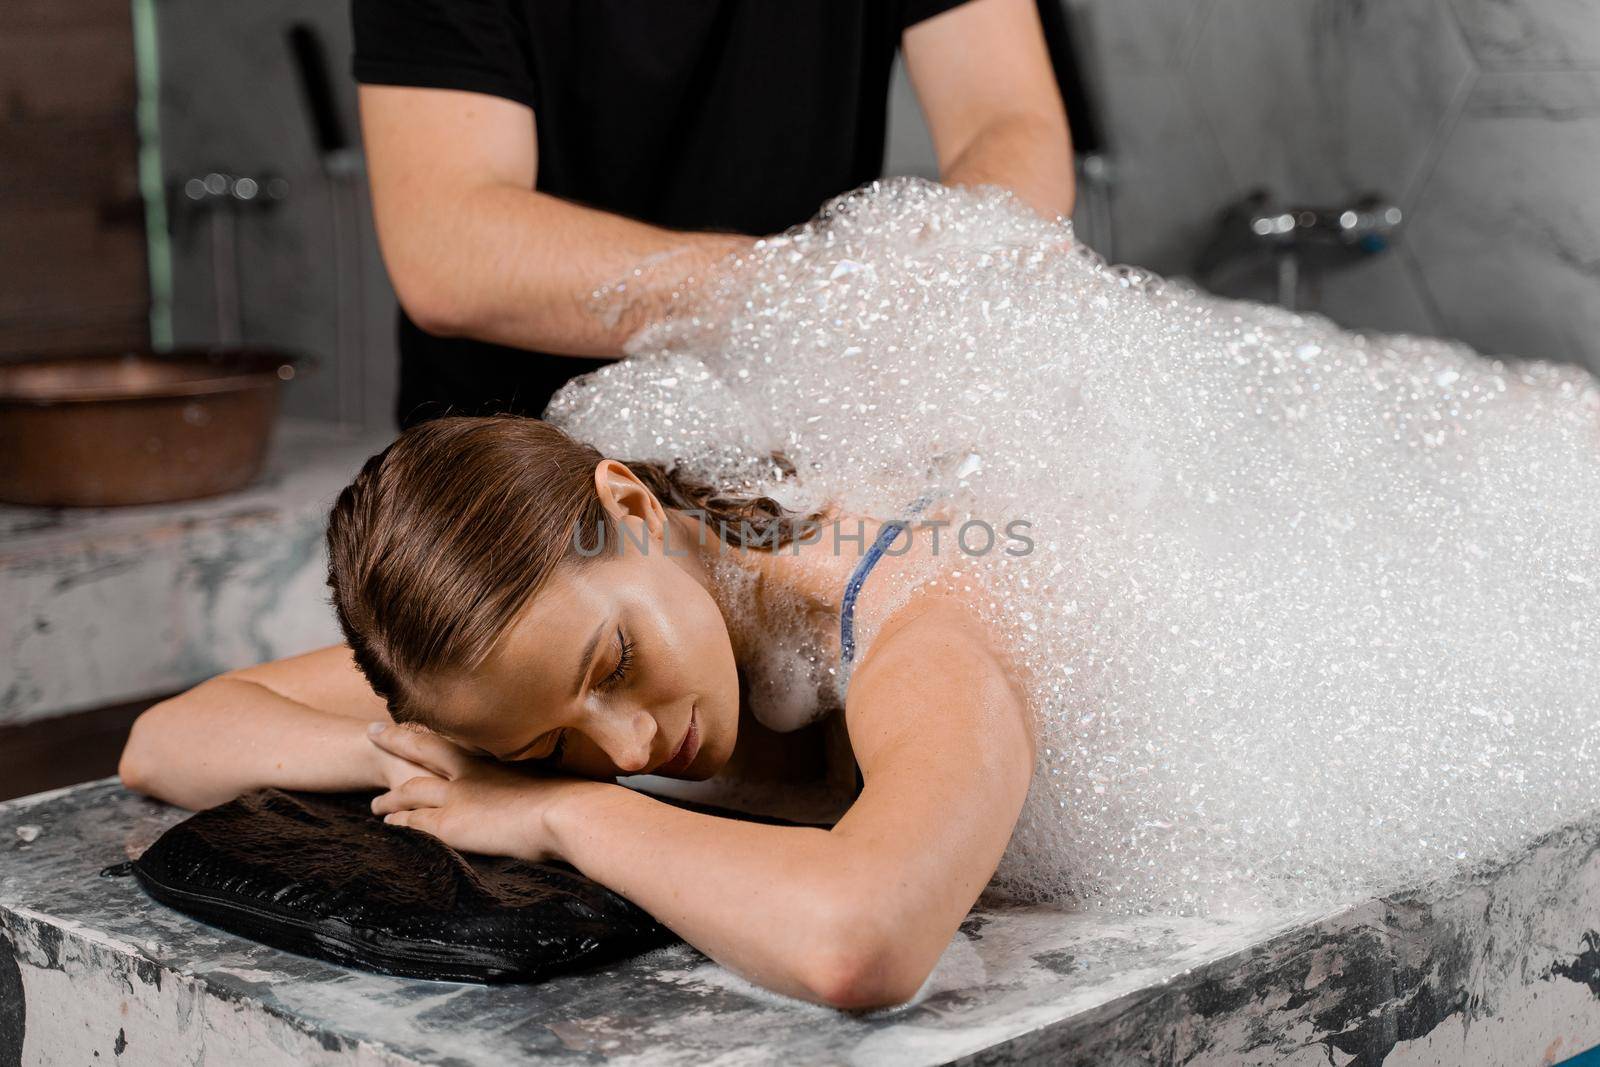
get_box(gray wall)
[888,0,1600,373]
[156,0,397,427]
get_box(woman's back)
[550,178,1600,916]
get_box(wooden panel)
[2,0,133,30]
[0,27,136,120]
[0,306,149,358]
[0,116,141,205]
[0,206,147,319]
[0,1,148,358]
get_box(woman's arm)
[557,598,1035,1007]
[118,644,421,810]
[374,597,1035,1009]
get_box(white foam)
[549,178,1600,915]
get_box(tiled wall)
[156,0,398,427]
[889,0,1600,372]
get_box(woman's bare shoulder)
[847,591,1034,754]
[862,588,985,648]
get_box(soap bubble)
[550,178,1600,915]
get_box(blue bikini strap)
[838,495,933,685]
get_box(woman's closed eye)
[525,632,633,771]
[500,728,566,768]
[597,627,635,691]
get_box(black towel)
[124,787,779,984]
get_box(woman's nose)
[584,705,659,774]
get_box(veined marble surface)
[4,779,1600,1065]
[0,419,395,726]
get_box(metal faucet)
[1196,189,1404,311]
[179,172,290,345]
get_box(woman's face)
[412,474,741,781]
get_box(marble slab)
[5,779,1600,1065]
[0,419,396,727]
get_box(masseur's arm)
[905,0,1076,219]
[544,599,1036,1009]
[118,644,416,810]
[359,86,750,357]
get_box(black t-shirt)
[352,0,973,429]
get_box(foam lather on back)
[129,789,678,983]
[552,177,1600,917]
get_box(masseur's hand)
[366,722,594,863]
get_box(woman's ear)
[593,460,667,537]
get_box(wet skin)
[408,465,744,782]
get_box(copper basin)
[0,347,309,507]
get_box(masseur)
[351,0,1076,429]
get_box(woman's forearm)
[119,676,382,810]
[544,783,895,1008]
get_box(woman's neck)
[668,508,859,666]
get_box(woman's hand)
[365,721,444,792]
[366,722,603,862]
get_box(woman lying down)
[119,181,1600,1010]
[119,414,1031,1009]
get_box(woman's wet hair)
[325,415,820,722]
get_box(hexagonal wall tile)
[1188,0,1476,207]
[1094,70,1236,275]
[1193,238,1440,339]
[1068,0,1213,78]
[1408,72,1600,370]
[1450,0,1600,70]
[1312,247,1441,337]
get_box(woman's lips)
[655,707,699,776]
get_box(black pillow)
[125,788,684,984]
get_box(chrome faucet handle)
[181,172,290,206]
[1248,196,1403,253]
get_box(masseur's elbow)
[383,235,495,339]
[395,280,477,339]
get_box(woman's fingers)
[383,808,440,835]
[374,750,433,792]
[367,721,467,778]
[370,774,448,815]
